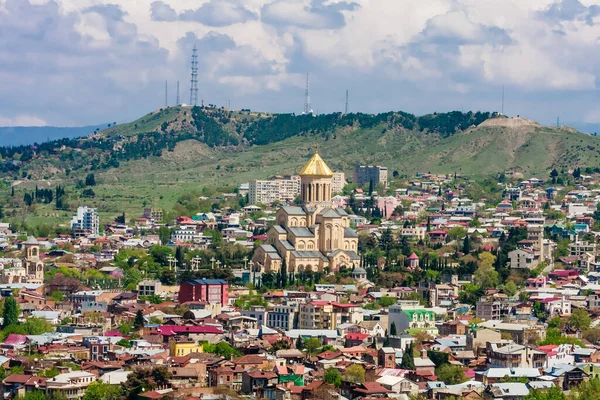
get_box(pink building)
[377,196,398,219]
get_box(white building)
[70,206,99,236]
[248,176,301,205]
[331,172,346,194]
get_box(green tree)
[400,343,415,370]
[390,322,397,336]
[462,235,471,254]
[134,310,145,330]
[2,297,19,328]
[324,368,342,387]
[436,364,466,385]
[119,322,132,335]
[49,291,65,302]
[82,381,123,400]
[523,387,566,400]
[378,296,396,307]
[570,377,600,399]
[158,226,171,245]
[304,338,321,355]
[567,308,592,331]
[504,281,517,297]
[343,364,365,384]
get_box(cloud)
[2,0,600,130]
[262,0,359,30]
[0,114,47,127]
[150,0,258,27]
[150,1,178,22]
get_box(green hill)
[2,107,600,223]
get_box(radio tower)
[303,73,312,115]
[176,81,180,106]
[165,81,168,107]
[344,89,349,114]
[189,45,199,106]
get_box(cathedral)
[253,151,360,274]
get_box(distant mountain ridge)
[0,125,106,146]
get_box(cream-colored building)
[248,176,301,205]
[252,152,360,273]
[331,172,346,194]
[23,236,44,284]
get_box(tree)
[271,339,291,351]
[400,343,415,370]
[85,174,96,186]
[295,336,304,350]
[281,258,288,288]
[567,308,591,331]
[436,364,466,384]
[119,322,132,335]
[523,387,566,400]
[344,364,365,384]
[378,296,396,307]
[304,338,321,355]
[504,281,517,297]
[324,368,342,387]
[158,226,171,245]
[2,297,19,328]
[462,235,471,254]
[134,310,145,330]
[390,322,397,336]
[82,381,123,400]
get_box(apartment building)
[388,301,437,333]
[70,206,100,236]
[298,301,362,330]
[476,298,517,320]
[331,172,346,194]
[266,305,297,331]
[248,176,301,205]
[46,371,97,400]
[354,165,388,188]
[569,241,597,257]
[486,343,546,368]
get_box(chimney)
[421,348,427,359]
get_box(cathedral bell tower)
[22,236,44,283]
[299,149,334,205]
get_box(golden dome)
[299,151,334,177]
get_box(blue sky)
[1,0,600,132]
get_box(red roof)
[408,253,419,260]
[346,333,370,341]
[354,382,392,394]
[3,334,28,346]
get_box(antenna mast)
[165,81,168,107]
[190,45,199,106]
[176,81,180,106]
[303,73,311,115]
[501,85,505,115]
[344,89,349,114]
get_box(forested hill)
[0,106,597,180]
[0,107,495,178]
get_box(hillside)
[1,107,598,180]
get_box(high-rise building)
[331,172,346,194]
[354,165,388,189]
[71,206,100,236]
[248,176,301,205]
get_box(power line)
[189,45,199,106]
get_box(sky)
[1,0,600,131]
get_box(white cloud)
[1,0,600,129]
[0,114,48,127]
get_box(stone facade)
[252,152,360,273]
